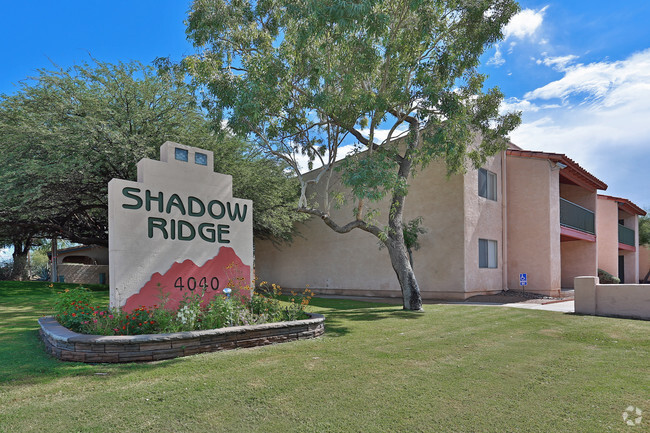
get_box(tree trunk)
[386,237,423,311]
[10,240,32,281]
[384,126,423,311]
[51,237,58,283]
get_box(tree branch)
[296,207,383,238]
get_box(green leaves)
[338,150,401,202]
[185,0,522,240]
[0,59,304,245]
[639,213,650,247]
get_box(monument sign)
[108,142,253,311]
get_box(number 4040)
[174,276,220,291]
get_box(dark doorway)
[618,255,625,283]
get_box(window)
[478,168,497,201]
[479,239,498,269]
[195,152,208,166]
[175,147,188,162]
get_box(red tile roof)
[598,194,647,216]
[506,149,608,191]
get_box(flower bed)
[39,312,325,363]
[53,285,314,336]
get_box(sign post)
[519,273,527,294]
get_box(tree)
[0,60,304,277]
[0,232,36,281]
[640,212,649,247]
[184,0,521,310]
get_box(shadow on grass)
[308,296,426,337]
[0,281,143,387]
[0,283,424,386]
[0,280,108,298]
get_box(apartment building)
[255,144,645,300]
[596,194,646,283]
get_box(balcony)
[560,198,595,235]
[618,224,635,247]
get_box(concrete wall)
[58,264,109,285]
[596,198,619,276]
[506,155,561,296]
[574,276,650,319]
[463,154,504,295]
[255,156,471,300]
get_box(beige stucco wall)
[560,184,595,210]
[596,198,619,276]
[560,241,597,288]
[596,198,641,283]
[639,245,650,281]
[574,276,650,319]
[463,154,504,295]
[506,155,561,295]
[255,155,472,300]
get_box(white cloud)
[500,97,540,114]
[510,49,650,207]
[535,54,579,71]
[503,6,548,40]
[488,45,505,67]
[293,144,358,174]
[292,125,410,173]
[525,49,650,102]
[358,126,409,144]
[489,6,549,67]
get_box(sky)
[481,0,650,210]
[0,0,648,262]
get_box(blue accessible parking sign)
[519,273,527,286]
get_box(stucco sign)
[108,142,253,311]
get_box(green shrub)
[598,268,620,284]
[51,283,313,336]
[53,287,100,331]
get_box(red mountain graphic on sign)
[123,247,251,312]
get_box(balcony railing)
[619,224,635,246]
[560,198,595,234]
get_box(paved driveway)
[502,300,575,313]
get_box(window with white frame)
[478,168,497,201]
[479,239,498,269]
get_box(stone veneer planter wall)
[39,313,325,363]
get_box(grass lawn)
[0,281,648,432]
